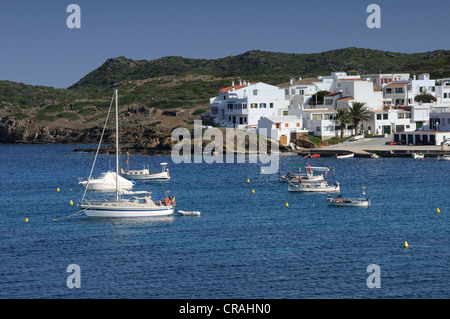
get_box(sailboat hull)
[81,205,174,217]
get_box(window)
[253,90,258,96]
[299,90,304,95]
[227,103,233,110]
[251,103,257,108]
[243,104,247,109]
[283,111,288,115]
[398,113,404,119]
[285,123,289,128]
[325,99,333,106]
[275,123,281,129]
[223,95,226,100]
[444,93,448,99]
[377,114,382,120]
[386,88,392,93]
[291,89,295,95]
[395,87,403,93]
[260,103,266,108]
[312,114,323,120]
[316,126,321,131]
[383,114,388,120]
[324,114,330,120]
[405,113,411,118]
[270,103,274,108]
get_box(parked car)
[441,138,450,146]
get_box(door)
[280,135,288,146]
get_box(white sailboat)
[78,90,174,218]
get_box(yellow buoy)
[251,189,255,194]
[261,169,264,173]
[247,178,250,183]
[436,208,440,213]
[285,202,289,207]
[69,200,74,206]
[25,218,29,222]
[56,187,60,192]
[403,241,409,248]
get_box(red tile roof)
[219,82,257,93]
[325,91,341,97]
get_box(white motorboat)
[279,165,329,182]
[278,172,324,182]
[121,161,170,181]
[178,210,201,216]
[412,153,424,159]
[79,171,135,191]
[437,155,450,161]
[78,90,174,218]
[288,180,340,193]
[327,195,371,207]
[336,153,354,159]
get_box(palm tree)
[348,102,371,135]
[335,109,351,138]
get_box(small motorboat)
[178,210,201,216]
[304,153,320,158]
[336,153,354,159]
[288,180,340,193]
[412,153,424,159]
[327,195,371,207]
[437,155,450,161]
[121,159,170,181]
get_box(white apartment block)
[209,81,289,128]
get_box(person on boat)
[335,195,342,203]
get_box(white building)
[257,116,306,145]
[322,79,383,110]
[363,73,410,88]
[209,81,289,128]
[278,77,331,110]
[382,73,436,107]
[301,109,353,139]
[368,108,415,135]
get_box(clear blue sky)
[1,0,449,88]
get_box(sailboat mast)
[115,89,119,201]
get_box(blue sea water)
[0,144,449,299]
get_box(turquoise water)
[0,144,448,298]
